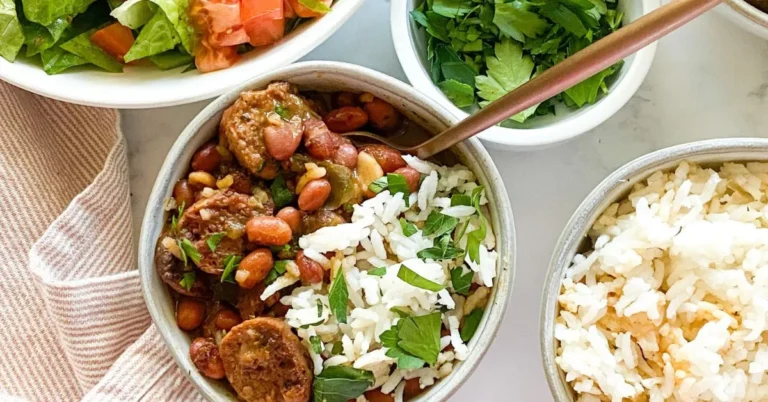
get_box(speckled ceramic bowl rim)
[719,0,768,40]
[540,138,768,401]
[138,61,516,401]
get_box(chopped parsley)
[399,218,418,237]
[310,336,323,354]
[179,271,196,292]
[368,173,410,204]
[422,210,459,238]
[312,366,374,402]
[417,234,463,260]
[461,308,484,342]
[328,269,349,324]
[368,267,387,277]
[274,104,291,120]
[264,260,289,285]
[412,0,624,124]
[206,232,226,252]
[397,265,445,292]
[178,238,201,266]
[466,186,488,263]
[450,266,474,296]
[220,255,241,283]
[270,174,293,209]
[382,312,442,367]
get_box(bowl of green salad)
[391,0,660,150]
[0,0,363,108]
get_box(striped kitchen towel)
[0,81,202,401]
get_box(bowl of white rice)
[140,61,516,401]
[541,138,768,402]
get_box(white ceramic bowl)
[138,61,516,401]
[0,0,363,109]
[717,0,768,40]
[391,0,660,151]
[540,138,768,401]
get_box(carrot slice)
[90,23,135,63]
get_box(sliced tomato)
[209,27,250,47]
[241,0,284,47]
[198,0,241,34]
[283,0,296,19]
[286,0,331,18]
[90,23,135,63]
[195,39,240,72]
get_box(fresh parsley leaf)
[399,218,418,237]
[466,187,488,263]
[390,307,411,318]
[329,269,349,324]
[368,177,388,194]
[368,267,387,277]
[310,336,323,354]
[450,193,472,206]
[432,0,475,18]
[423,210,459,238]
[450,266,473,295]
[179,271,196,291]
[313,366,374,402]
[493,2,550,42]
[437,79,475,108]
[386,173,410,199]
[540,1,588,37]
[461,308,484,342]
[397,265,445,292]
[264,260,289,285]
[270,174,293,209]
[331,341,343,355]
[381,323,427,370]
[300,319,325,329]
[397,312,442,365]
[476,39,538,123]
[564,63,620,107]
[317,299,323,316]
[274,104,291,120]
[418,235,463,261]
[220,255,241,283]
[178,238,201,266]
[207,232,226,252]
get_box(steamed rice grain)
[556,161,768,402]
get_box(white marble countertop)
[123,2,768,400]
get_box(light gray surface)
[123,1,768,400]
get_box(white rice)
[276,156,498,396]
[556,161,768,402]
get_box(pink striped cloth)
[0,81,204,401]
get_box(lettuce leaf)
[21,0,95,26]
[149,48,192,70]
[124,8,179,62]
[111,0,157,29]
[149,0,196,54]
[0,0,25,62]
[24,0,110,56]
[59,30,123,72]
[40,46,88,74]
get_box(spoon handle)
[412,0,723,159]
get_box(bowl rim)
[390,0,660,149]
[718,0,768,39]
[0,0,364,109]
[539,137,768,401]
[138,60,517,401]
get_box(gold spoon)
[346,0,723,159]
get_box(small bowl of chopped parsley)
[391,0,660,150]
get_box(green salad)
[0,0,331,74]
[411,0,624,124]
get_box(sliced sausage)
[190,337,226,379]
[220,82,313,178]
[178,191,258,238]
[155,238,209,298]
[237,283,266,320]
[301,209,346,234]
[220,318,312,402]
